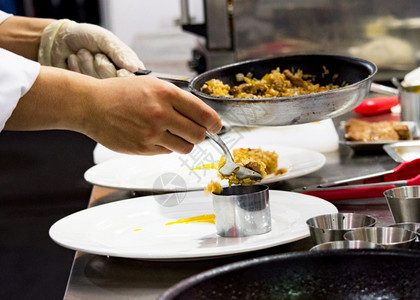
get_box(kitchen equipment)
[139,54,377,126]
[388,222,420,241]
[309,240,384,251]
[399,85,420,127]
[344,227,417,249]
[159,250,420,299]
[306,213,376,244]
[212,185,270,237]
[353,96,399,115]
[318,158,420,187]
[383,186,420,223]
[294,159,420,201]
[205,132,262,181]
[383,141,420,162]
[181,0,420,80]
[297,174,420,201]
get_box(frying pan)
[142,54,377,127]
[160,250,420,299]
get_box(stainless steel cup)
[383,186,420,223]
[306,213,376,245]
[309,240,384,251]
[344,227,417,249]
[213,185,271,237]
[400,86,420,127]
[388,222,420,241]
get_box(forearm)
[0,16,54,61]
[4,66,98,132]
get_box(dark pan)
[188,54,376,126]
[160,250,420,299]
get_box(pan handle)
[134,69,191,88]
[370,82,398,96]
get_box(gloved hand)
[38,19,145,78]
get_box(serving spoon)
[206,132,263,181]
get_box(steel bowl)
[344,227,417,249]
[388,222,420,241]
[310,240,384,251]
[306,213,376,245]
[383,186,420,223]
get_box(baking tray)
[383,140,420,162]
[339,121,420,151]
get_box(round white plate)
[84,144,326,192]
[49,190,337,260]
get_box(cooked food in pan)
[201,67,343,98]
[345,118,411,142]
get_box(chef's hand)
[38,19,144,78]
[84,75,222,155]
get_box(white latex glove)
[38,19,145,78]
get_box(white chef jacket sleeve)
[0,49,41,131]
[0,10,12,23]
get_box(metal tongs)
[206,132,263,181]
[294,158,420,201]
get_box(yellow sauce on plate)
[165,214,215,225]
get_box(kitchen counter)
[63,124,401,299]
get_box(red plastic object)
[302,173,420,201]
[354,96,399,115]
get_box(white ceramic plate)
[84,144,326,192]
[49,190,337,260]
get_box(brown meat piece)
[345,119,410,142]
[231,83,267,97]
[392,122,411,140]
[283,69,305,87]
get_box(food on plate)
[344,118,411,142]
[204,180,223,194]
[201,67,343,98]
[218,147,286,186]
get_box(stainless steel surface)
[63,109,404,300]
[306,213,376,244]
[344,227,417,249]
[206,132,262,180]
[212,185,271,237]
[309,240,384,251]
[370,83,398,95]
[184,0,420,80]
[383,141,420,163]
[388,222,420,241]
[384,186,420,223]
[400,87,420,127]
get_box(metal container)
[306,213,376,245]
[212,185,270,237]
[309,240,384,251]
[189,54,376,126]
[383,186,420,223]
[388,222,420,241]
[344,227,417,249]
[399,86,420,127]
[160,250,420,300]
